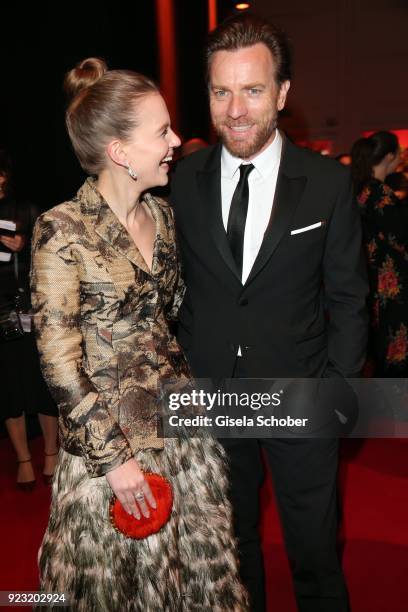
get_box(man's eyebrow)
[210,83,265,90]
[243,83,265,89]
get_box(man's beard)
[213,114,277,159]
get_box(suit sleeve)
[323,174,369,377]
[31,214,133,477]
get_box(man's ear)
[106,139,127,167]
[277,80,290,111]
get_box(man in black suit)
[171,14,368,612]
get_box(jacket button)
[239,298,249,306]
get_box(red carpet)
[1,437,408,611]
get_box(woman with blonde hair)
[31,57,247,611]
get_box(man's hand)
[106,457,157,519]
[0,233,26,252]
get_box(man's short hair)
[206,13,292,86]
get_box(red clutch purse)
[109,472,173,539]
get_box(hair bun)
[64,57,108,101]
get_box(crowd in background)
[0,150,58,489]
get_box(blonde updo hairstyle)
[64,58,158,175]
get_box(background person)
[180,137,209,158]
[0,149,58,490]
[352,131,408,376]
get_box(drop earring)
[127,163,138,180]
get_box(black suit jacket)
[171,136,368,379]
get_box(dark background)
[0,1,220,209]
[1,1,407,210]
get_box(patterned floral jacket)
[31,178,189,477]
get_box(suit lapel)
[196,144,242,283]
[245,137,307,286]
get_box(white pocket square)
[290,221,324,235]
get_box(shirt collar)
[221,129,282,180]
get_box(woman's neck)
[372,162,387,183]
[96,172,143,227]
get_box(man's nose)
[227,94,247,119]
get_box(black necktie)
[227,163,254,277]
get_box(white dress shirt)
[221,130,282,284]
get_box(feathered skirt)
[36,437,248,611]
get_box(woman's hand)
[0,233,26,252]
[106,458,157,519]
